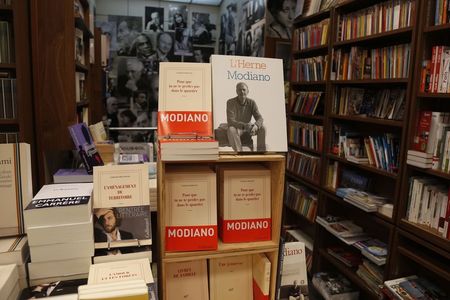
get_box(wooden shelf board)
[424,23,450,33]
[161,154,285,164]
[408,165,450,181]
[162,241,279,263]
[319,249,381,300]
[288,112,324,121]
[333,27,413,48]
[286,171,321,191]
[293,45,328,57]
[397,246,450,280]
[74,16,94,39]
[330,114,403,127]
[399,219,450,252]
[0,119,19,125]
[327,153,398,179]
[289,143,322,155]
[332,79,408,84]
[294,10,330,26]
[291,80,326,86]
[417,92,450,98]
[0,63,16,69]
[75,62,89,73]
[285,205,316,225]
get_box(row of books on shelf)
[405,176,450,239]
[288,91,323,115]
[420,45,450,94]
[0,77,16,119]
[75,72,87,103]
[291,55,327,82]
[288,120,324,151]
[337,0,415,42]
[434,0,450,25]
[383,275,447,299]
[0,131,17,143]
[409,111,450,171]
[331,43,411,80]
[287,149,321,183]
[0,0,11,5]
[301,0,344,17]
[0,21,12,64]
[285,182,318,222]
[332,128,401,173]
[332,87,405,120]
[317,215,388,265]
[292,18,329,51]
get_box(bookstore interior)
[0,0,450,299]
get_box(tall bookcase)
[0,0,36,188]
[157,154,285,300]
[286,0,428,298]
[394,0,450,295]
[30,0,101,185]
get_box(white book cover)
[211,55,287,153]
[0,143,32,236]
[218,166,271,243]
[209,255,253,300]
[93,164,149,208]
[28,257,91,280]
[164,166,217,251]
[79,279,148,300]
[30,239,94,263]
[279,242,309,299]
[0,264,18,299]
[165,260,209,300]
[24,183,93,228]
[88,258,153,285]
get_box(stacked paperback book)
[23,183,94,285]
[0,264,20,300]
[336,188,388,212]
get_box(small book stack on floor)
[23,183,94,285]
[0,236,29,289]
[0,264,20,300]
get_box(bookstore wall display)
[284,0,450,298]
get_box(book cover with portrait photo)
[211,54,287,153]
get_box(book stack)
[354,238,388,266]
[85,258,156,299]
[312,272,359,300]
[157,62,218,161]
[384,276,447,299]
[326,246,362,268]
[0,264,20,300]
[356,260,384,297]
[0,236,29,289]
[24,183,94,285]
[337,188,388,212]
[316,215,369,245]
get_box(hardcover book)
[211,55,287,153]
[164,166,217,251]
[87,258,153,285]
[24,183,93,228]
[218,165,271,243]
[158,62,213,138]
[0,143,33,236]
[165,260,209,300]
[68,123,104,174]
[209,255,253,300]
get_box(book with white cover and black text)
[211,55,287,153]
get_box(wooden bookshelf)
[333,26,413,48]
[329,114,404,127]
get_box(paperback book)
[211,55,287,153]
[165,260,209,300]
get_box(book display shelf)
[30,0,101,185]
[284,0,448,298]
[157,154,285,300]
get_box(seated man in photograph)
[226,82,266,152]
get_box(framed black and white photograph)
[266,0,296,40]
[145,7,164,33]
[174,28,193,56]
[275,41,292,81]
[191,12,217,45]
[219,2,238,55]
[191,46,215,63]
[211,55,288,153]
[168,4,188,31]
[251,22,265,57]
[108,15,143,56]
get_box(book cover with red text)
[217,165,271,243]
[164,165,217,251]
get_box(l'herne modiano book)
[211,55,287,153]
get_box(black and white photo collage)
[219,0,265,56]
[96,5,217,142]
